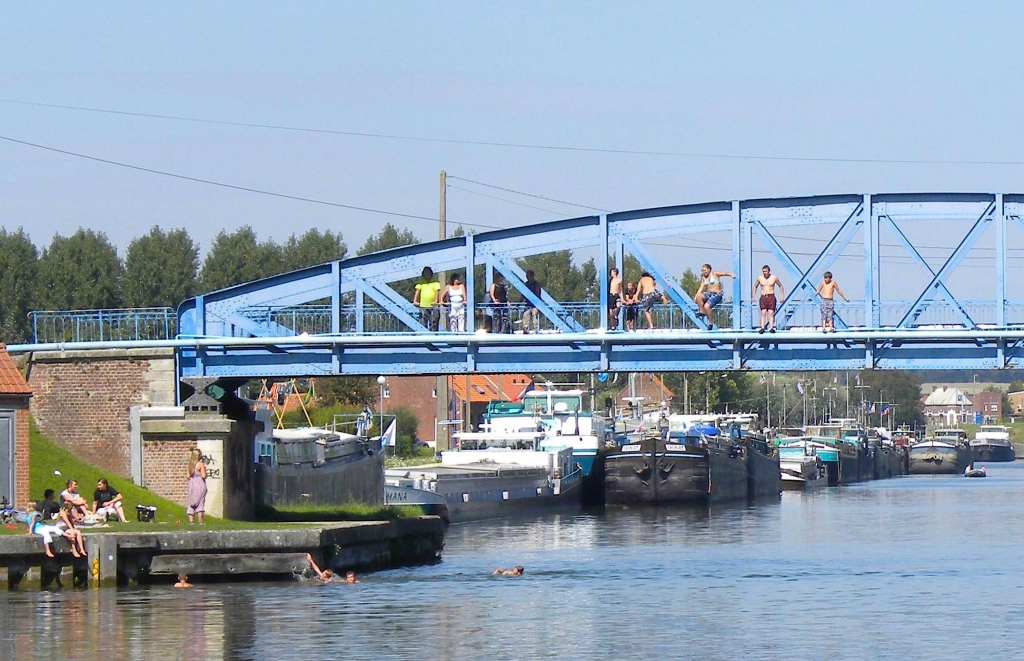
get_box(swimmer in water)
[306,553,335,582]
[492,565,524,576]
[174,573,193,588]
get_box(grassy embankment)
[0,420,420,536]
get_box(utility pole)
[435,170,451,451]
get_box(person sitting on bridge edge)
[93,477,128,523]
[637,272,668,330]
[694,263,735,330]
[752,265,785,334]
[814,271,848,333]
[413,267,442,332]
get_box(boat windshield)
[522,393,587,415]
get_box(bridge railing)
[30,308,178,344]
[30,298,1024,345]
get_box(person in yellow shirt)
[413,267,442,331]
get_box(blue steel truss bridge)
[13,193,1024,381]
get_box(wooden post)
[435,171,450,451]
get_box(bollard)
[86,534,118,588]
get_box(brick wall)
[27,349,176,478]
[142,438,194,507]
[16,407,29,506]
[386,376,438,442]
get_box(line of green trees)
[0,224,364,343]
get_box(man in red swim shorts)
[751,265,785,333]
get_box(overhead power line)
[447,175,610,212]
[0,133,501,231]
[6,97,1024,166]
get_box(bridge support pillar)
[134,409,259,521]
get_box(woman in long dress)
[186,448,208,524]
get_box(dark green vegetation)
[0,224,349,343]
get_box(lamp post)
[377,375,387,452]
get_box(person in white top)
[441,273,467,332]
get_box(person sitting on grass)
[60,479,90,522]
[37,489,60,520]
[92,478,128,523]
[25,503,86,559]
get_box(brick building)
[971,391,1002,422]
[0,345,32,508]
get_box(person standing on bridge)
[489,273,511,334]
[814,271,848,333]
[751,265,784,333]
[608,268,623,329]
[521,270,542,333]
[441,273,467,332]
[413,267,442,332]
[694,263,735,330]
[637,272,668,330]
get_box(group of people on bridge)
[411,263,848,334]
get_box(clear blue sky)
[3,1,1024,281]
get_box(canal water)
[5,463,1024,661]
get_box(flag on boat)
[868,402,876,414]
[516,380,536,401]
[855,374,861,387]
[881,404,890,417]
[382,419,397,447]
[759,373,766,385]
[796,382,804,395]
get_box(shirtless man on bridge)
[751,265,784,334]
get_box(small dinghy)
[964,466,987,478]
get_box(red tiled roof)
[0,346,31,396]
[448,374,533,403]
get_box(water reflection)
[4,465,1024,660]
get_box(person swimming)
[492,565,524,576]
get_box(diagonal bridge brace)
[619,235,707,329]
[892,201,995,329]
[484,253,584,333]
[752,203,863,331]
[361,279,431,332]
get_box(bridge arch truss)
[169,192,1024,377]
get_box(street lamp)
[377,376,387,452]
